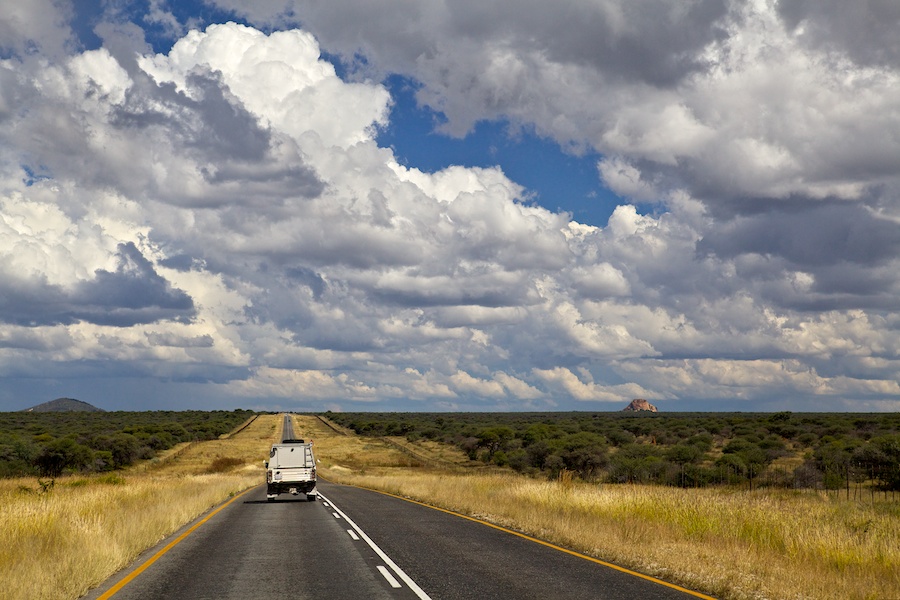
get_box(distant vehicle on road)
[265,439,317,501]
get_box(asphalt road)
[84,476,713,600]
[282,414,297,440]
[86,416,712,599]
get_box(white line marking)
[322,502,331,507]
[347,529,360,541]
[377,566,402,588]
[319,493,432,600]
[332,512,341,519]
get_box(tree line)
[324,411,900,492]
[0,410,255,478]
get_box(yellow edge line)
[97,485,258,599]
[353,484,717,600]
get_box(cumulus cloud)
[269,1,900,211]
[533,366,656,403]
[1,2,899,411]
[776,0,900,67]
[0,0,74,60]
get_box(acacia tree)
[34,438,92,478]
[476,427,515,461]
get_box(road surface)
[84,484,713,600]
[84,415,713,599]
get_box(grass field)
[2,412,897,600]
[297,414,900,600]
[0,414,280,600]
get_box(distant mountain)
[23,398,105,412]
[622,398,658,412]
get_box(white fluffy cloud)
[1,3,899,411]
[0,0,74,60]
[272,1,898,213]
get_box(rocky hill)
[23,398,105,412]
[622,398,658,412]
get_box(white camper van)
[265,439,317,501]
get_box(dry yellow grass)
[299,415,900,600]
[0,414,280,600]
[4,413,897,600]
[296,414,426,473]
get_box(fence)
[601,459,900,501]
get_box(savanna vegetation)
[306,414,900,600]
[324,411,900,495]
[0,409,256,478]
[0,412,278,600]
[1,411,897,600]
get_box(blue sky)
[69,2,624,226]
[373,75,621,227]
[1,0,899,412]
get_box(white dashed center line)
[377,566,402,588]
[319,492,432,600]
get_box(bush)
[606,429,636,447]
[607,444,666,483]
[525,440,553,469]
[716,453,747,477]
[98,434,144,469]
[543,454,565,478]
[476,427,515,461]
[792,461,822,489]
[564,447,608,481]
[507,449,531,473]
[666,443,704,465]
[492,451,509,467]
[35,438,93,477]
[867,435,900,490]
